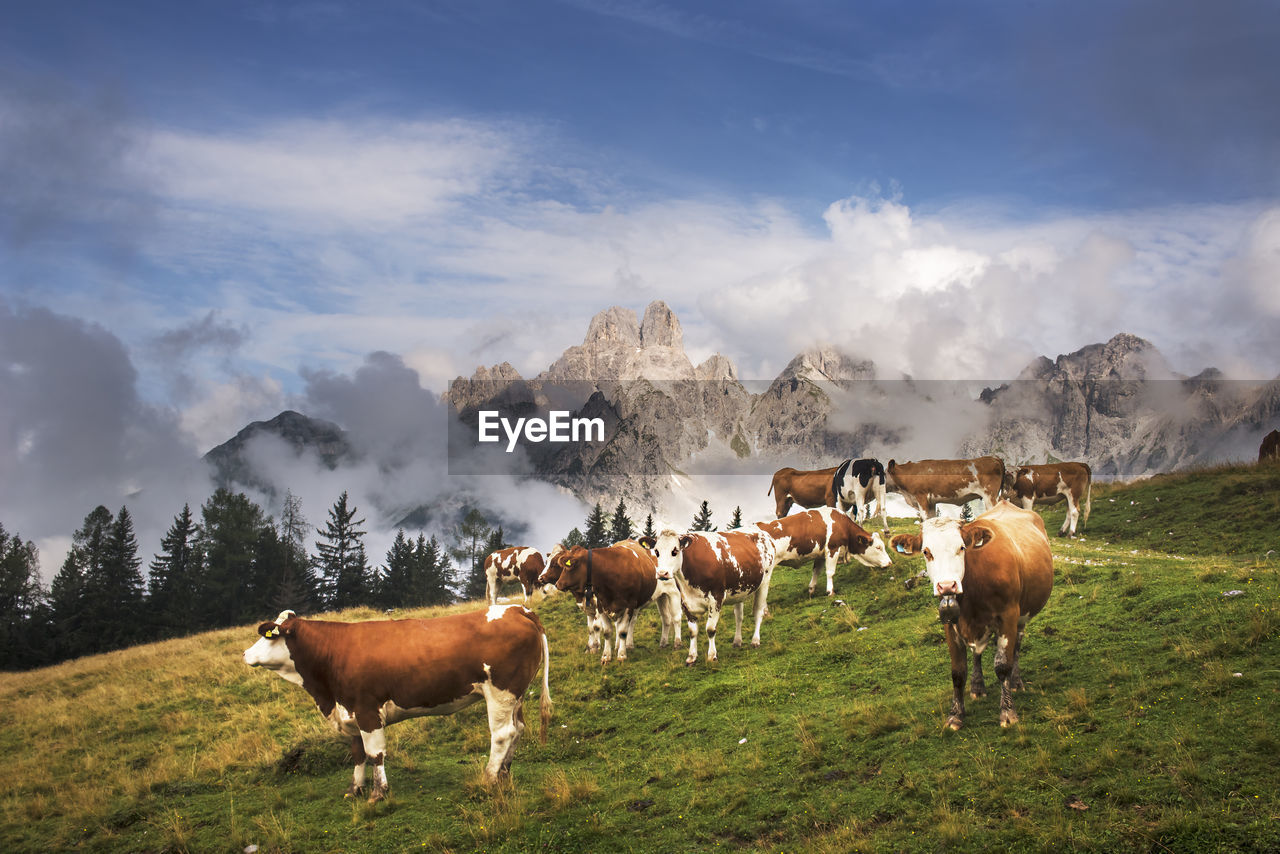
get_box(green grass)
[3,464,1279,852]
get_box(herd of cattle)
[244,455,1091,802]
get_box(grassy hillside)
[3,465,1279,853]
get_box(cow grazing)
[891,501,1053,730]
[1002,462,1093,537]
[753,507,892,597]
[885,456,1006,520]
[243,606,551,801]
[832,458,890,532]
[1261,429,1280,463]
[542,541,682,664]
[640,528,777,665]
[485,546,547,603]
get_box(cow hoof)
[826,591,835,598]
[1000,714,1019,728]
[367,785,389,804]
[946,717,963,731]
[344,785,365,799]
[970,690,987,700]
[685,658,697,667]
[751,639,761,648]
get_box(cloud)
[0,301,213,581]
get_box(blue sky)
[3,1,1280,568]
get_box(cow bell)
[937,594,960,625]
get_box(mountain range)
[206,301,1280,519]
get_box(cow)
[753,507,893,597]
[541,541,682,664]
[1261,429,1280,463]
[537,543,604,652]
[243,606,551,801]
[639,528,777,665]
[484,546,547,604]
[832,458,890,533]
[1002,462,1093,537]
[767,465,838,518]
[890,500,1053,730]
[885,456,1006,520]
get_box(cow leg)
[481,684,525,783]
[731,601,744,648]
[1009,617,1029,691]
[357,726,389,803]
[705,602,723,662]
[969,646,987,699]
[625,608,637,650]
[685,616,700,665]
[807,557,822,597]
[750,574,772,648]
[615,612,634,661]
[823,549,837,597]
[994,607,1022,727]
[485,573,497,606]
[945,624,967,730]
[1062,493,1079,537]
[346,734,367,798]
[599,614,615,665]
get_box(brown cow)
[885,456,1006,519]
[891,501,1053,730]
[767,465,838,518]
[639,528,777,665]
[485,546,547,604]
[753,507,893,597]
[542,541,682,664]
[1002,462,1092,537]
[243,606,551,801]
[1261,429,1280,463]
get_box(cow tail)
[539,629,552,744]
[766,481,774,496]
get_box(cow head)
[852,531,893,568]
[551,545,591,592]
[243,610,302,685]
[639,529,693,581]
[538,544,566,591]
[911,518,995,600]
[1002,468,1019,493]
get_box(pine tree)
[608,498,634,543]
[729,506,744,529]
[88,506,145,650]
[50,506,113,659]
[148,504,199,636]
[563,527,585,548]
[642,513,657,540]
[197,489,272,629]
[379,529,416,609]
[414,534,453,607]
[314,491,370,611]
[0,523,48,670]
[583,503,609,548]
[450,508,493,601]
[274,490,317,615]
[691,500,714,532]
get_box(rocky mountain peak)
[779,347,876,385]
[696,353,738,382]
[640,300,682,349]
[583,306,641,349]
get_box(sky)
[2,0,1279,578]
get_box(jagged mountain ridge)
[207,302,1280,518]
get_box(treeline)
[0,490,746,671]
[0,489,505,671]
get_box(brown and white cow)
[243,606,551,801]
[639,528,777,665]
[885,456,1006,520]
[891,501,1053,730]
[1002,462,1092,537]
[541,541,681,664]
[753,507,892,597]
[485,546,547,604]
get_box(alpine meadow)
[2,465,1278,853]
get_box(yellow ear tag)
[265,628,278,638]
[565,559,572,567]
